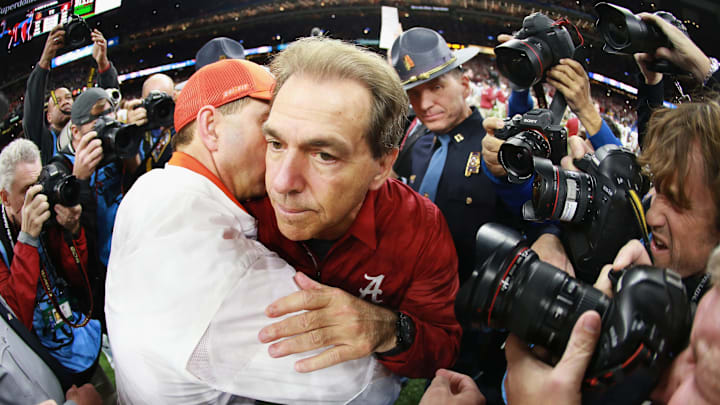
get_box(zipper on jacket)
[301,242,321,281]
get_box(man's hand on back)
[259,272,398,372]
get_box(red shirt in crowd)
[0,227,89,329]
[246,178,462,378]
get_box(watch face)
[399,313,416,346]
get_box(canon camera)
[456,222,692,403]
[495,12,577,88]
[93,116,145,167]
[522,144,651,282]
[63,14,92,49]
[38,156,81,208]
[595,3,688,73]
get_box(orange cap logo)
[403,55,415,71]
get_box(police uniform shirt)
[407,108,515,283]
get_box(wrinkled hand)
[125,99,147,126]
[65,383,102,405]
[419,369,486,405]
[531,233,575,277]
[560,136,594,172]
[481,117,506,177]
[505,311,602,405]
[546,59,602,135]
[55,204,82,236]
[259,272,398,372]
[21,185,50,238]
[73,131,103,180]
[638,13,710,83]
[91,29,110,71]
[39,26,65,69]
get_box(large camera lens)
[143,91,175,129]
[114,125,143,159]
[530,161,594,223]
[595,2,665,55]
[52,176,81,207]
[498,130,551,181]
[38,158,81,207]
[495,39,551,88]
[457,223,611,355]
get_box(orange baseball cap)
[174,59,275,132]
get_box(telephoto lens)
[457,223,692,404]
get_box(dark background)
[0,0,718,116]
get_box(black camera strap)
[532,83,567,126]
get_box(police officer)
[391,28,517,405]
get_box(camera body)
[456,223,692,400]
[93,116,144,167]
[140,91,175,129]
[523,145,651,282]
[63,14,92,49]
[595,3,688,73]
[38,156,81,208]
[495,12,576,88]
[494,109,567,183]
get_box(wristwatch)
[377,312,416,357]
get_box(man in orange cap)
[105,59,398,404]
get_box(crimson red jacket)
[0,227,89,329]
[247,179,462,378]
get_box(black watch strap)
[377,311,416,357]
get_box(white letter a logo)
[358,274,385,303]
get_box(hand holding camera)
[39,26,66,70]
[457,223,692,403]
[21,185,51,239]
[73,131,104,180]
[481,117,507,178]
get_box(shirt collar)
[168,151,247,213]
[342,188,378,250]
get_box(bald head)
[142,74,176,100]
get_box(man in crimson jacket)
[0,139,101,384]
[248,36,461,378]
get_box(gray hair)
[270,36,409,159]
[0,139,41,193]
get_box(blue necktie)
[418,134,450,202]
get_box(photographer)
[0,139,103,387]
[137,74,176,170]
[64,89,141,268]
[23,24,119,165]
[504,238,720,405]
[634,12,719,146]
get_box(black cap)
[195,37,246,71]
[71,88,112,125]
